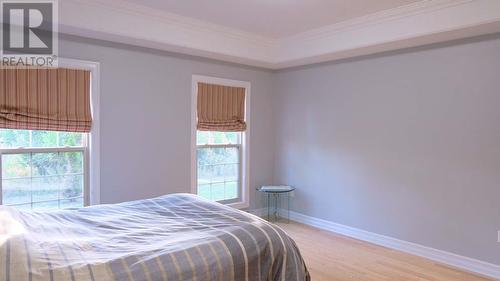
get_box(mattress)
[0,193,309,281]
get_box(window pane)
[59,132,83,147]
[224,164,239,182]
[2,154,30,179]
[197,146,239,202]
[31,174,82,202]
[0,129,84,148]
[196,131,240,145]
[197,165,213,185]
[198,184,211,200]
[1,152,84,210]
[60,174,84,200]
[0,129,30,148]
[3,178,31,205]
[32,176,60,203]
[225,181,238,200]
[211,183,225,201]
[31,130,57,147]
[32,152,83,177]
[198,147,239,166]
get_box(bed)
[0,193,310,281]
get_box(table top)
[257,185,295,193]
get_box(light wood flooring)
[277,222,496,281]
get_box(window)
[0,129,88,210]
[192,75,250,209]
[197,131,241,202]
[0,61,100,210]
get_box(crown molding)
[68,0,275,46]
[56,0,500,69]
[59,0,277,68]
[279,0,471,42]
[276,0,500,68]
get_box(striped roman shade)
[197,82,246,132]
[0,68,92,132]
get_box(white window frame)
[0,58,101,207]
[191,75,250,209]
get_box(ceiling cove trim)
[59,0,277,68]
[68,0,275,46]
[280,0,474,42]
[57,0,500,69]
[276,0,500,68]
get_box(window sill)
[226,200,249,210]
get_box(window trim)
[59,58,100,206]
[191,75,250,209]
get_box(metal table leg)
[273,193,278,221]
[287,192,290,223]
[267,193,270,221]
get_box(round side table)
[257,186,295,222]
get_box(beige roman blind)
[197,82,246,132]
[0,68,92,132]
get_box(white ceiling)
[122,0,419,38]
[58,0,500,69]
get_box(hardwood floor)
[277,222,495,281]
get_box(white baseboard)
[248,208,500,280]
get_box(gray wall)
[273,36,500,265]
[59,35,274,209]
[59,33,500,265]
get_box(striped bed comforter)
[0,193,310,281]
